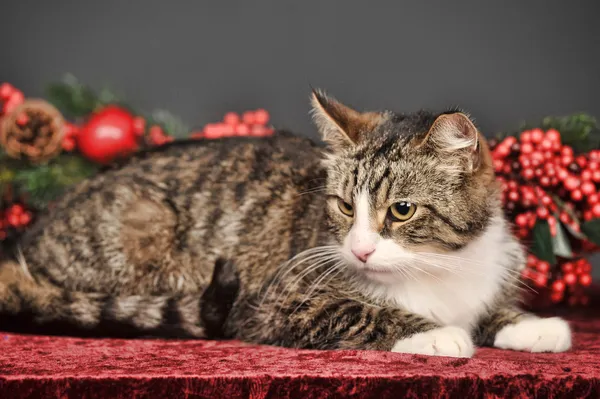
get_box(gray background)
[1,1,599,269]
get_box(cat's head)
[311,89,500,284]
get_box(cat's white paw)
[493,317,572,353]
[391,326,475,358]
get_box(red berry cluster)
[490,128,599,306]
[0,83,25,116]
[522,254,592,304]
[62,122,80,152]
[190,109,274,140]
[493,129,600,230]
[0,203,33,241]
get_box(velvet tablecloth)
[0,308,598,398]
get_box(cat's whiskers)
[295,186,327,197]
[272,255,341,310]
[258,246,339,306]
[290,261,346,314]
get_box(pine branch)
[12,154,98,209]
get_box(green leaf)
[581,219,600,246]
[531,220,557,264]
[552,222,573,258]
[12,154,98,209]
[45,74,100,118]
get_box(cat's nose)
[352,247,375,263]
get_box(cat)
[0,89,571,357]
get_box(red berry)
[15,113,29,126]
[19,212,31,226]
[520,130,532,143]
[250,125,268,136]
[253,109,270,125]
[550,291,564,303]
[520,142,534,154]
[545,129,561,143]
[593,170,600,182]
[10,204,24,216]
[541,195,552,207]
[222,124,235,136]
[579,274,592,287]
[561,156,574,167]
[203,124,222,139]
[540,139,553,150]
[223,112,240,126]
[519,156,531,168]
[592,203,600,218]
[494,145,511,158]
[7,214,20,227]
[62,137,76,151]
[132,117,146,135]
[559,212,571,224]
[522,168,535,179]
[589,161,599,171]
[561,146,574,157]
[564,272,577,285]
[564,176,580,190]
[562,262,574,273]
[581,181,596,196]
[530,128,544,143]
[508,191,519,202]
[242,111,256,125]
[588,193,599,205]
[0,83,14,100]
[536,261,550,273]
[576,155,588,169]
[526,254,537,265]
[493,159,504,172]
[515,213,529,227]
[556,168,568,181]
[570,189,583,202]
[536,207,549,219]
[552,279,566,293]
[9,91,24,105]
[235,124,251,136]
[584,210,593,221]
[533,273,547,287]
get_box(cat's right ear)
[310,89,382,151]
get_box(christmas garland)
[0,77,599,308]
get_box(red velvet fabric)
[0,310,599,398]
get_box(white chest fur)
[359,217,518,331]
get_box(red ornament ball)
[77,106,139,164]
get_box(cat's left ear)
[310,89,383,151]
[421,112,486,173]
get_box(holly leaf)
[581,219,600,246]
[552,222,573,259]
[531,220,557,264]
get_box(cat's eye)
[388,202,417,222]
[337,198,354,217]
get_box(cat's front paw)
[391,326,475,358]
[494,317,571,353]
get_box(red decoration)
[77,106,139,164]
[491,126,599,307]
[189,109,274,140]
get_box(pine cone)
[0,99,65,163]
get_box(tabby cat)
[0,90,571,357]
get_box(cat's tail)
[0,258,239,338]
